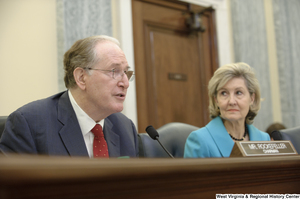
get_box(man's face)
[84,42,130,118]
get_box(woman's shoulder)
[248,124,266,134]
[190,117,223,138]
[248,124,270,140]
[189,126,211,139]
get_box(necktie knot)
[91,124,104,137]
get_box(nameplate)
[230,141,298,157]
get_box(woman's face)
[215,77,255,124]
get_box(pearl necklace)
[228,126,248,141]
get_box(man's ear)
[73,67,87,90]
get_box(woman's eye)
[236,91,242,95]
[220,91,227,96]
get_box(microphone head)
[145,125,159,140]
[271,130,282,140]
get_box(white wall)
[0,0,58,115]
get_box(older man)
[0,35,138,158]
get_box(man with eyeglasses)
[0,35,139,158]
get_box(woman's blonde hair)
[208,62,261,124]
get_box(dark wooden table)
[1,155,300,198]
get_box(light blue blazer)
[184,116,270,158]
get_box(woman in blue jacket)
[184,63,270,158]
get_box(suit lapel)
[206,117,234,157]
[248,125,261,141]
[103,118,120,157]
[57,92,89,157]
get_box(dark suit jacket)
[0,91,139,157]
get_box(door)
[132,0,218,132]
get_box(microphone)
[271,130,282,140]
[145,125,174,158]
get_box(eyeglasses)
[85,67,135,82]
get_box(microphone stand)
[155,137,174,158]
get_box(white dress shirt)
[68,90,104,158]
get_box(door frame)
[111,0,232,131]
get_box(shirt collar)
[68,90,104,136]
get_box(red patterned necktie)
[91,124,109,158]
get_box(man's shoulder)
[14,91,67,115]
[107,112,130,122]
[105,112,135,132]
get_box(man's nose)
[119,74,129,89]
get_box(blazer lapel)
[57,92,89,157]
[248,125,261,141]
[206,117,235,157]
[103,118,120,157]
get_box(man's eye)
[113,68,121,73]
